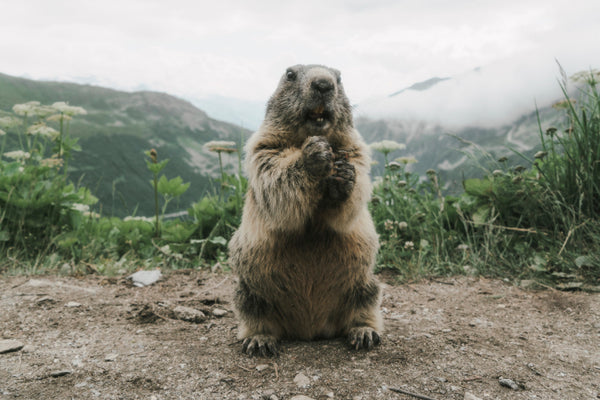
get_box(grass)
[1,69,599,289]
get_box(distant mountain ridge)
[0,72,250,217]
[389,76,451,97]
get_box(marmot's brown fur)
[228,64,382,356]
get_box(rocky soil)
[1,270,599,400]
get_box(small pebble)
[290,396,314,400]
[129,270,162,287]
[21,345,35,353]
[212,308,228,317]
[464,392,483,400]
[499,377,520,390]
[172,306,206,323]
[104,353,118,362]
[36,296,56,305]
[66,301,82,308]
[294,372,310,388]
[255,364,269,372]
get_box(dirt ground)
[0,270,598,400]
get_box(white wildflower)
[52,102,87,116]
[0,116,21,129]
[395,156,417,164]
[398,221,408,230]
[387,161,402,171]
[27,123,59,139]
[12,101,40,116]
[369,140,406,155]
[3,150,30,161]
[0,128,5,136]
[40,157,63,168]
[404,241,414,250]
[83,211,100,218]
[32,105,56,118]
[47,113,72,122]
[71,203,90,213]
[384,220,394,231]
[203,140,237,153]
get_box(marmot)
[228,64,382,356]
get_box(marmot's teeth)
[317,118,324,122]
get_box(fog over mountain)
[355,57,571,129]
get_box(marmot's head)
[265,64,353,139]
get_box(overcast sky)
[1,0,599,124]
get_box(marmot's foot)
[348,327,381,350]
[242,334,279,357]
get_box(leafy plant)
[145,148,190,236]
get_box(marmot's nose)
[311,78,334,94]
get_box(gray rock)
[255,364,269,372]
[290,396,314,400]
[0,339,24,354]
[129,270,163,287]
[104,353,118,362]
[499,377,521,390]
[172,306,206,323]
[65,301,82,308]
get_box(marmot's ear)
[286,68,297,82]
[332,69,342,84]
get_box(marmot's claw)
[242,334,279,357]
[348,327,381,350]
[302,136,333,177]
[321,159,355,206]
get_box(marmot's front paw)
[348,326,381,350]
[242,334,279,357]
[301,136,333,177]
[322,159,355,206]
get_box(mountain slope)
[0,73,251,217]
[356,105,565,192]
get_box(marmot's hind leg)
[235,280,280,357]
[343,278,383,350]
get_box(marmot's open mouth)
[306,105,331,127]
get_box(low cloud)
[356,46,600,128]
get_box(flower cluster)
[203,140,237,153]
[27,123,59,139]
[11,101,87,118]
[3,150,31,162]
[369,140,406,155]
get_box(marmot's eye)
[286,70,297,81]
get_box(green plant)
[0,101,96,258]
[145,148,190,236]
